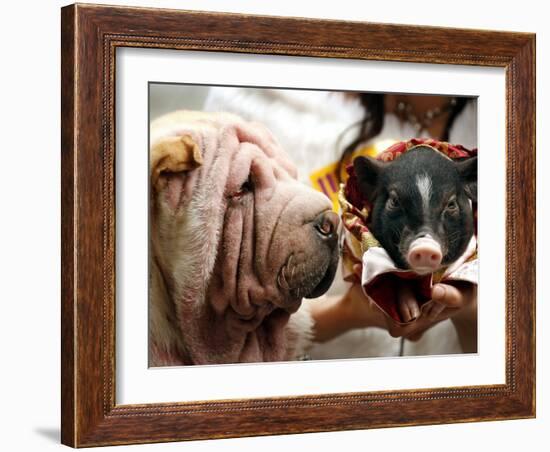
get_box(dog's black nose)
[314,211,339,240]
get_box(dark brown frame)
[61,3,536,447]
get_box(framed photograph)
[61,3,536,447]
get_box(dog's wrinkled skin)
[149,111,339,365]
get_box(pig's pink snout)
[406,237,443,273]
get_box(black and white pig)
[353,145,477,321]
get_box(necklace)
[394,97,458,133]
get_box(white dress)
[205,87,478,358]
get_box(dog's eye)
[230,176,254,199]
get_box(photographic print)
[148,85,479,366]
[61,4,534,446]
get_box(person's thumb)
[431,283,464,308]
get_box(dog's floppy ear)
[151,134,203,209]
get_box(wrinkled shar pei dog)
[150,111,340,365]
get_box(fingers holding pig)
[397,282,421,323]
[386,281,476,340]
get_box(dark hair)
[337,94,470,182]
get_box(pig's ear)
[353,156,386,202]
[150,134,203,210]
[456,156,477,202]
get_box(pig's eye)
[230,176,254,199]
[386,193,400,210]
[445,198,459,212]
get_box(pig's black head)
[353,146,477,274]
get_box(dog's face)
[150,111,339,364]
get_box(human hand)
[384,280,477,343]
[309,275,476,351]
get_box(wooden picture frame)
[61,3,536,447]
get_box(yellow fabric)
[309,139,399,212]
[309,161,340,212]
